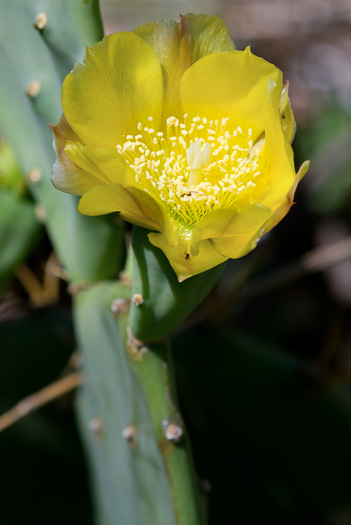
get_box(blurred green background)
[1,0,351,524]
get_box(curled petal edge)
[78,184,173,237]
[262,160,310,235]
[50,115,103,195]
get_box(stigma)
[116,115,263,226]
[186,140,211,186]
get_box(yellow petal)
[51,114,102,195]
[198,203,273,241]
[78,184,165,232]
[62,32,163,148]
[180,47,297,211]
[262,160,310,235]
[279,81,296,143]
[210,229,262,260]
[255,108,296,210]
[180,47,282,132]
[64,142,136,187]
[134,14,234,120]
[148,231,227,282]
[148,204,273,280]
[51,113,78,153]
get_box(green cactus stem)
[130,226,225,342]
[74,281,206,525]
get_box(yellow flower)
[51,14,309,281]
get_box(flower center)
[116,115,264,226]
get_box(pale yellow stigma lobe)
[186,140,211,186]
[116,115,264,226]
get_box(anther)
[116,115,261,226]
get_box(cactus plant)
[0,2,208,524]
[74,281,205,525]
[0,2,311,524]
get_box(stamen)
[116,116,264,226]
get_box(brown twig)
[0,372,84,433]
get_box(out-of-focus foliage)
[0,140,41,292]
[0,140,26,195]
[174,328,351,525]
[297,103,351,214]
